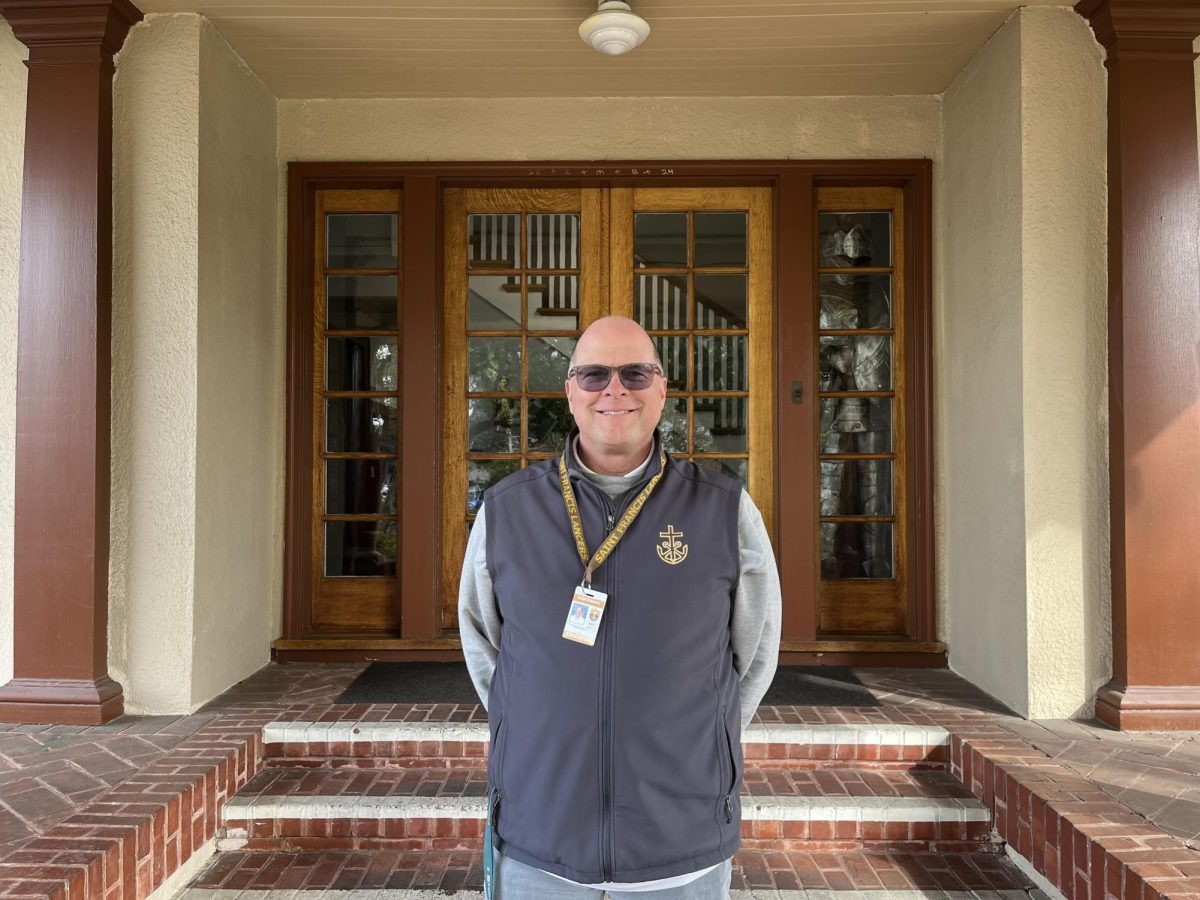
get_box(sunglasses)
[568,362,663,392]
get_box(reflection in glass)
[327,336,397,392]
[820,397,893,454]
[325,520,397,577]
[819,274,891,330]
[467,459,520,514]
[634,213,687,268]
[651,335,687,390]
[527,336,575,392]
[328,276,397,331]
[658,397,689,453]
[527,214,581,269]
[326,459,397,515]
[818,212,891,268]
[326,397,397,453]
[636,274,688,331]
[469,337,521,392]
[468,398,521,453]
[696,457,748,485]
[694,274,747,329]
[820,460,893,516]
[327,214,397,269]
[693,397,747,453]
[694,212,747,268]
[469,214,519,269]
[527,398,572,453]
[527,275,580,330]
[469,275,522,329]
[820,522,893,579]
[694,335,747,392]
[819,336,892,391]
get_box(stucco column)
[0,0,142,724]
[1077,0,1200,730]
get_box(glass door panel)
[814,187,907,636]
[311,190,403,632]
[441,189,604,630]
[610,187,774,537]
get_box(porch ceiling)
[133,0,1075,99]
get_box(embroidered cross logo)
[656,525,689,565]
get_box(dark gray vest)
[483,428,743,883]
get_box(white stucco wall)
[1018,8,1108,719]
[111,14,277,713]
[192,20,277,707]
[942,13,1029,712]
[943,7,1108,718]
[0,22,25,690]
[111,15,202,713]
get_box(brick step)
[263,720,949,770]
[219,765,995,853]
[184,847,1039,896]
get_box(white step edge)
[262,721,949,747]
[180,893,1045,900]
[222,793,990,823]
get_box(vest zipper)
[570,468,654,884]
[600,494,616,882]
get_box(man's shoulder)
[482,457,558,505]
[666,455,743,498]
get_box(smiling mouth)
[598,410,635,416]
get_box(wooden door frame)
[279,160,939,667]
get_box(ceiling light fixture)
[578,0,651,56]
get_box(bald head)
[569,316,662,372]
[564,315,668,473]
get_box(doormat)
[336,663,878,707]
[759,666,879,707]
[335,662,481,705]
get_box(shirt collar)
[563,425,664,480]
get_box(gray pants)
[495,848,733,899]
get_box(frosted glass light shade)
[578,1,651,56]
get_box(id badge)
[562,585,607,646]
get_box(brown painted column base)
[0,676,124,725]
[1096,683,1200,732]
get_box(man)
[458,316,782,898]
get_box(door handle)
[791,380,804,405]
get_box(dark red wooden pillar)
[0,0,142,724]
[1077,0,1200,730]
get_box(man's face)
[565,322,667,456]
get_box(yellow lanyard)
[558,446,668,587]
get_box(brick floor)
[0,663,1196,900]
[186,847,1036,893]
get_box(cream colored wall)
[111,14,277,713]
[192,20,278,707]
[942,7,1108,718]
[1018,7,1108,719]
[942,13,1029,711]
[0,22,25,689]
[111,15,202,713]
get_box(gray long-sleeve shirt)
[457,443,783,733]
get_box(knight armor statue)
[818,219,893,579]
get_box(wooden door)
[439,187,775,631]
